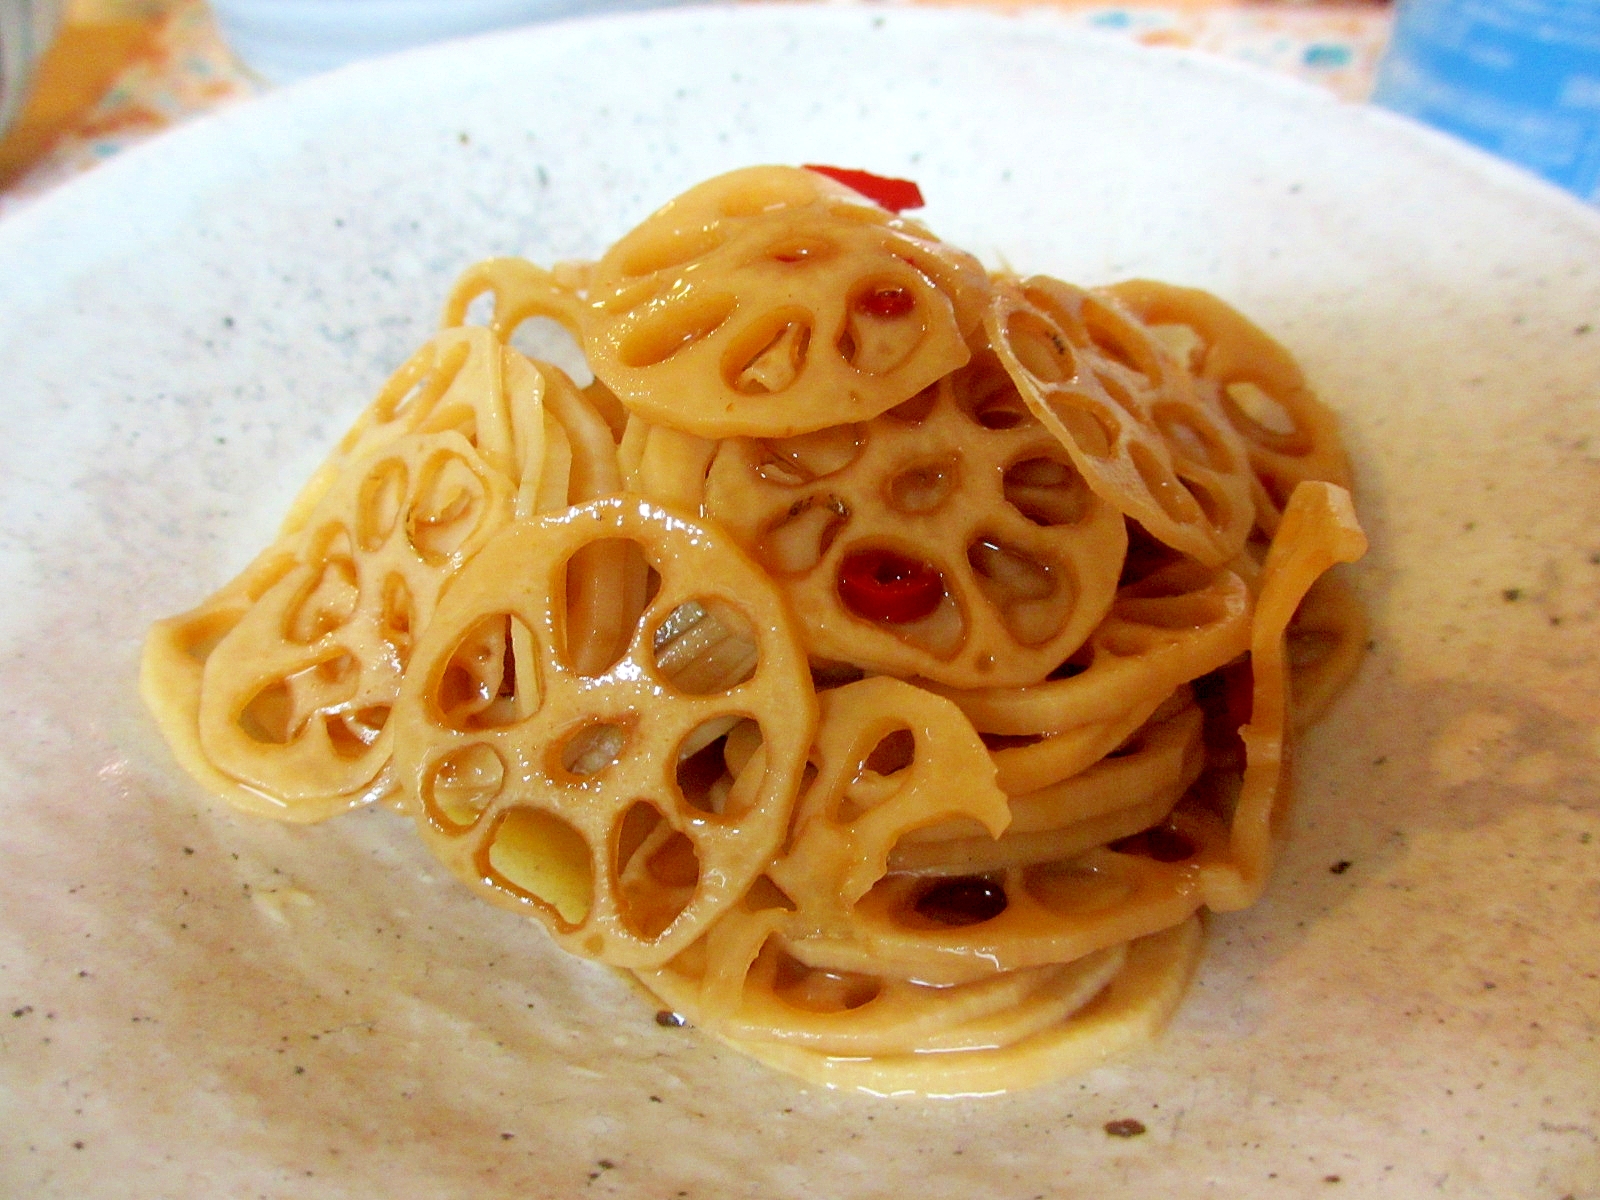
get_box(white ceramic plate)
[2,7,1597,1197]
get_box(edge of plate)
[2,2,1599,286]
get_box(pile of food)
[142,164,1366,1095]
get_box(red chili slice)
[803,164,925,213]
[838,549,944,624]
[855,286,915,319]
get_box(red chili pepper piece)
[838,549,945,624]
[855,286,915,319]
[803,164,925,213]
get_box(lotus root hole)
[555,718,633,779]
[674,718,762,815]
[615,801,700,940]
[851,583,967,660]
[1084,306,1150,378]
[746,876,798,915]
[1047,654,1091,682]
[616,224,723,279]
[1004,310,1072,385]
[380,339,465,425]
[1184,476,1231,533]
[886,456,959,514]
[380,375,430,426]
[1222,380,1299,441]
[967,538,1055,604]
[1129,440,1204,524]
[1109,824,1197,863]
[238,653,357,747]
[1148,322,1206,371]
[1047,397,1119,460]
[508,316,592,387]
[457,286,496,329]
[1023,859,1135,916]
[616,290,736,369]
[863,727,916,776]
[1098,624,1161,658]
[355,459,408,552]
[432,613,538,731]
[424,741,506,829]
[769,945,882,1013]
[1003,456,1093,526]
[838,278,926,375]
[284,552,358,644]
[327,705,389,758]
[560,537,643,678]
[968,387,1032,430]
[971,539,1075,648]
[908,876,1009,928]
[1154,404,1237,473]
[380,573,415,655]
[407,451,487,565]
[652,598,759,695]
[237,680,293,746]
[756,425,863,485]
[759,497,849,576]
[482,806,594,928]
[724,309,813,396]
[1118,592,1226,633]
[765,235,839,265]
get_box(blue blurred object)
[1373,0,1600,204]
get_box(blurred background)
[0,0,1595,217]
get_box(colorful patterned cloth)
[0,1,1393,218]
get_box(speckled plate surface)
[1,7,1597,1197]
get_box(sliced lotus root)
[390,497,816,968]
[580,165,992,439]
[618,415,718,514]
[1105,279,1353,535]
[926,559,1251,795]
[634,678,1161,1056]
[687,918,1202,1096]
[146,330,618,820]
[1200,480,1367,912]
[138,546,365,819]
[703,356,1127,688]
[624,671,1205,1093]
[522,358,645,676]
[152,328,574,821]
[783,801,1231,987]
[271,325,526,536]
[986,275,1254,567]
[441,256,587,346]
[193,426,518,808]
[638,893,1128,1057]
[1285,567,1369,731]
[726,949,1123,1057]
[888,699,1204,876]
[704,676,1224,992]
[888,795,1179,883]
[761,676,1012,928]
